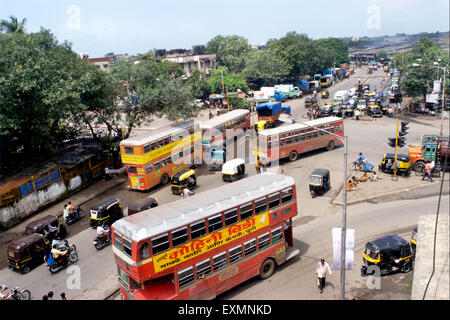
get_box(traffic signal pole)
[393,118,399,181]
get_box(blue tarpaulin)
[256,102,282,116]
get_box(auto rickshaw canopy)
[8,233,45,253]
[367,235,410,256]
[309,168,330,186]
[384,153,410,163]
[222,158,245,175]
[171,169,195,184]
[25,215,60,235]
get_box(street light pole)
[340,136,348,300]
[440,68,446,137]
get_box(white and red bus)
[111,172,299,300]
[200,109,251,148]
[257,116,344,164]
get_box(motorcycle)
[0,285,31,300]
[93,229,111,250]
[47,246,78,274]
[65,206,84,225]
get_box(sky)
[1,0,449,57]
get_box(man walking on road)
[422,162,433,182]
[317,259,332,294]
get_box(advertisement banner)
[332,228,355,270]
[433,80,441,94]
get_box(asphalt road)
[1,66,446,300]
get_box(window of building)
[268,192,280,209]
[125,147,134,154]
[271,227,283,244]
[190,220,206,240]
[196,259,212,279]
[229,245,243,264]
[224,208,238,227]
[244,239,257,257]
[213,252,227,272]
[208,214,223,233]
[258,233,270,250]
[254,197,267,215]
[151,233,170,255]
[171,227,189,247]
[178,266,195,288]
[240,203,253,220]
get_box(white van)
[334,90,349,102]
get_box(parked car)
[127,197,158,216]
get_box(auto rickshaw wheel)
[160,173,170,185]
[401,263,412,273]
[289,151,298,162]
[21,265,31,274]
[259,258,276,280]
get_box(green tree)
[377,50,388,60]
[207,67,248,94]
[206,35,252,73]
[185,69,210,99]
[242,50,290,89]
[110,57,199,138]
[316,38,350,65]
[0,15,26,33]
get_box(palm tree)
[0,15,26,33]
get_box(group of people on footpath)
[42,291,67,300]
[347,153,379,191]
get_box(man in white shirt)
[317,259,332,294]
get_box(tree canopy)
[0,15,26,34]
[206,35,252,73]
[207,67,248,94]
[316,38,350,65]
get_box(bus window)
[244,239,257,257]
[213,252,227,272]
[330,126,335,133]
[160,158,166,168]
[196,259,212,279]
[128,166,137,174]
[313,131,318,138]
[145,163,153,174]
[139,242,150,260]
[158,140,164,148]
[229,245,243,264]
[164,137,170,145]
[208,214,223,233]
[171,227,189,247]
[281,187,293,203]
[306,130,312,140]
[271,227,283,244]
[190,220,206,240]
[171,135,178,142]
[300,134,305,141]
[125,147,134,154]
[114,231,122,250]
[339,124,343,132]
[224,208,239,227]
[151,233,170,255]
[254,197,267,215]
[123,237,132,257]
[286,135,293,145]
[268,192,280,209]
[258,232,270,250]
[293,134,299,143]
[178,266,194,288]
[280,136,285,146]
[144,144,151,153]
[240,203,253,220]
[178,150,184,159]
[166,156,172,165]
[151,142,157,151]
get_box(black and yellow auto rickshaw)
[25,215,66,241]
[321,90,329,99]
[379,153,411,176]
[361,235,413,276]
[411,227,417,259]
[171,169,196,195]
[89,198,123,228]
[319,105,333,117]
[309,169,330,197]
[7,233,50,274]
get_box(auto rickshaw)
[319,105,333,117]
[7,233,50,274]
[89,198,123,228]
[309,169,330,197]
[345,105,354,117]
[367,105,383,118]
[208,148,226,171]
[332,105,342,117]
[411,227,417,259]
[380,102,389,115]
[379,153,411,176]
[171,169,196,195]
[321,91,329,99]
[305,97,318,109]
[25,215,66,240]
[222,158,245,182]
[361,235,413,276]
[127,197,158,216]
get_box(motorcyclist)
[63,204,70,222]
[96,223,110,237]
[51,244,68,265]
[52,237,69,251]
[68,201,79,218]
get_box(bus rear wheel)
[289,151,298,162]
[161,173,170,185]
[326,140,335,151]
[259,258,275,280]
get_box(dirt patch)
[349,271,413,300]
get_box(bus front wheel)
[289,151,298,162]
[259,258,276,280]
[161,173,170,185]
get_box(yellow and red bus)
[200,109,251,148]
[111,172,299,300]
[257,116,344,164]
[119,121,201,191]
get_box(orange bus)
[119,121,201,191]
[111,172,299,300]
[257,116,344,164]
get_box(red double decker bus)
[257,116,344,164]
[111,172,299,300]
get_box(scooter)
[65,206,83,225]
[93,229,111,250]
[47,246,78,274]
